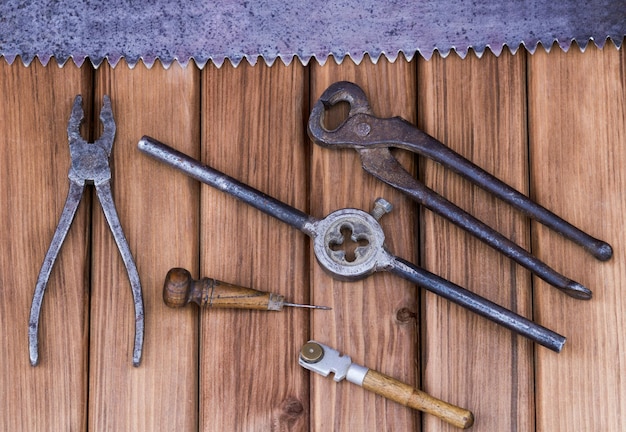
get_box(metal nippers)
[29,96,144,367]
[138,136,567,352]
[308,81,612,300]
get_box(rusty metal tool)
[138,136,566,352]
[299,341,474,429]
[163,267,330,311]
[308,81,613,300]
[1,0,623,68]
[29,96,144,367]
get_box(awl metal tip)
[283,302,332,310]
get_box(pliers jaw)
[67,95,116,152]
[67,95,116,186]
[66,94,86,144]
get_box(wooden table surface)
[1,45,625,431]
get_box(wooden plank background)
[0,45,624,431]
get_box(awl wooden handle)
[362,370,474,429]
[163,268,283,310]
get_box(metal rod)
[283,302,332,310]
[138,136,317,232]
[389,256,566,352]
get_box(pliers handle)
[308,81,612,299]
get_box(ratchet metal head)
[311,207,393,281]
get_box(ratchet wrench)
[138,136,566,352]
[308,81,612,300]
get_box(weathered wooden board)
[89,61,200,430]
[0,45,624,432]
[529,45,626,432]
[418,51,535,431]
[0,60,92,430]
[309,57,420,431]
[200,62,310,431]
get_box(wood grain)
[200,61,309,431]
[417,51,535,431]
[1,45,624,431]
[89,61,200,431]
[529,45,626,431]
[0,60,92,430]
[361,369,474,429]
[309,57,420,431]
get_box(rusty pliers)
[308,81,612,300]
[29,96,144,367]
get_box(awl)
[163,268,330,311]
[299,340,474,429]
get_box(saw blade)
[1,0,624,68]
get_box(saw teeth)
[1,37,624,69]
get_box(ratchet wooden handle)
[163,267,280,310]
[362,370,474,429]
